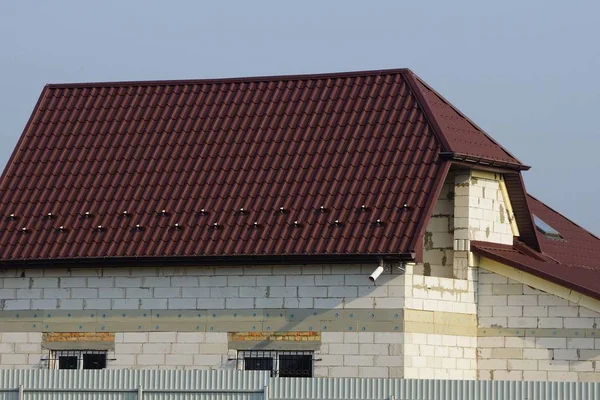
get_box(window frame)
[533,214,562,239]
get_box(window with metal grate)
[237,350,313,378]
[50,350,108,370]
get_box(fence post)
[18,385,24,400]
[138,385,143,400]
[263,384,270,400]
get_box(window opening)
[50,350,108,370]
[279,353,312,377]
[58,355,78,370]
[237,350,313,377]
[83,353,107,369]
[244,356,273,372]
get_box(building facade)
[0,68,598,381]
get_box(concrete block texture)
[403,332,476,381]
[475,271,600,380]
[1,260,600,380]
[0,263,411,323]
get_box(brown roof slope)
[527,194,600,268]
[0,69,452,263]
[472,195,600,300]
[409,73,525,168]
[472,241,600,301]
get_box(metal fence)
[0,370,268,400]
[0,370,598,400]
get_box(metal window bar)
[237,350,314,378]
[48,350,108,370]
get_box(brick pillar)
[453,172,471,279]
[453,170,513,279]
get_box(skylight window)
[533,215,562,239]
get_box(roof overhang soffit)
[502,172,541,252]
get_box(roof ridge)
[402,71,452,153]
[45,68,414,89]
[409,71,526,168]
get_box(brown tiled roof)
[410,73,524,168]
[471,241,600,301]
[0,68,522,264]
[472,196,600,300]
[528,194,600,268]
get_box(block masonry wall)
[0,333,44,369]
[453,170,513,248]
[411,168,512,380]
[477,269,600,382]
[0,262,481,379]
[113,332,231,370]
[421,172,455,278]
[421,169,512,280]
[453,170,513,279]
[0,264,405,311]
[402,264,478,379]
[0,264,406,377]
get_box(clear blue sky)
[1,1,598,235]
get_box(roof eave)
[440,152,530,171]
[0,252,416,269]
[471,242,600,302]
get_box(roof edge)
[0,252,415,269]
[409,160,452,261]
[45,68,414,89]
[403,72,452,151]
[441,152,530,171]
[471,241,600,302]
[0,86,49,186]
[504,173,541,252]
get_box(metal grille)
[49,350,108,370]
[238,350,313,378]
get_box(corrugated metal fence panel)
[267,378,600,400]
[0,371,599,400]
[0,370,269,400]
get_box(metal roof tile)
[0,68,529,264]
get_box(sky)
[0,1,598,235]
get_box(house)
[0,68,599,381]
